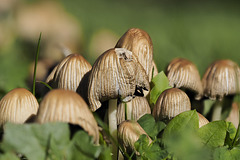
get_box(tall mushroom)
[115,28,153,82]
[0,88,39,126]
[35,89,99,143]
[202,59,240,121]
[88,48,150,158]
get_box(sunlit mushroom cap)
[0,88,39,126]
[197,112,209,128]
[88,48,150,111]
[117,97,151,125]
[118,120,152,155]
[202,59,240,101]
[115,28,153,81]
[166,58,203,100]
[152,88,191,122]
[46,53,92,91]
[36,89,99,143]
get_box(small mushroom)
[117,97,151,125]
[115,28,153,82]
[35,89,99,143]
[166,58,203,100]
[46,53,92,91]
[152,88,191,122]
[202,59,240,121]
[197,112,209,128]
[226,102,239,128]
[0,88,39,126]
[118,120,152,156]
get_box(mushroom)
[115,28,153,82]
[88,48,149,158]
[166,58,203,100]
[202,59,240,121]
[46,53,92,91]
[117,97,151,125]
[0,88,39,126]
[152,88,191,123]
[150,60,159,80]
[197,112,209,128]
[226,102,239,128]
[35,89,99,143]
[118,120,152,156]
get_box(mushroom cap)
[36,89,99,143]
[118,120,152,155]
[152,88,191,122]
[197,112,209,128]
[88,48,150,111]
[166,58,203,100]
[46,53,92,91]
[117,97,151,125]
[202,59,240,101]
[115,28,153,81]
[0,88,39,126]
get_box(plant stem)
[212,101,222,121]
[108,99,118,159]
[32,32,42,96]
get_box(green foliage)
[0,123,111,160]
[150,71,171,106]
[137,114,166,139]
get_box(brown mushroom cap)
[46,53,92,91]
[197,112,209,128]
[118,120,152,155]
[117,97,151,125]
[166,58,203,100]
[115,28,153,82]
[35,89,99,143]
[152,88,191,122]
[88,48,150,111]
[202,59,240,101]
[0,88,39,126]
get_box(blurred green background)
[0,0,240,98]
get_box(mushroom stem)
[108,99,118,159]
[125,101,133,120]
[212,101,222,121]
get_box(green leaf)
[137,114,166,139]
[213,146,240,160]
[225,122,237,147]
[150,71,171,105]
[0,122,70,160]
[197,121,227,148]
[135,134,168,160]
[162,110,199,141]
[0,152,20,160]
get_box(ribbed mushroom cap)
[115,28,153,82]
[152,88,191,122]
[202,59,240,101]
[36,89,99,143]
[117,97,151,125]
[88,48,150,111]
[197,112,209,128]
[45,53,92,91]
[166,58,203,100]
[0,88,39,126]
[118,120,152,155]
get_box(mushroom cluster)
[1,27,239,159]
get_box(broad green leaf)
[197,121,227,148]
[162,110,199,141]
[225,122,237,147]
[135,134,168,160]
[0,152,19,160]
[150,71,171,105]
[67,131,103,160]
[213,146,240,160]
[137,114,166,139]
[0,122,70,160]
